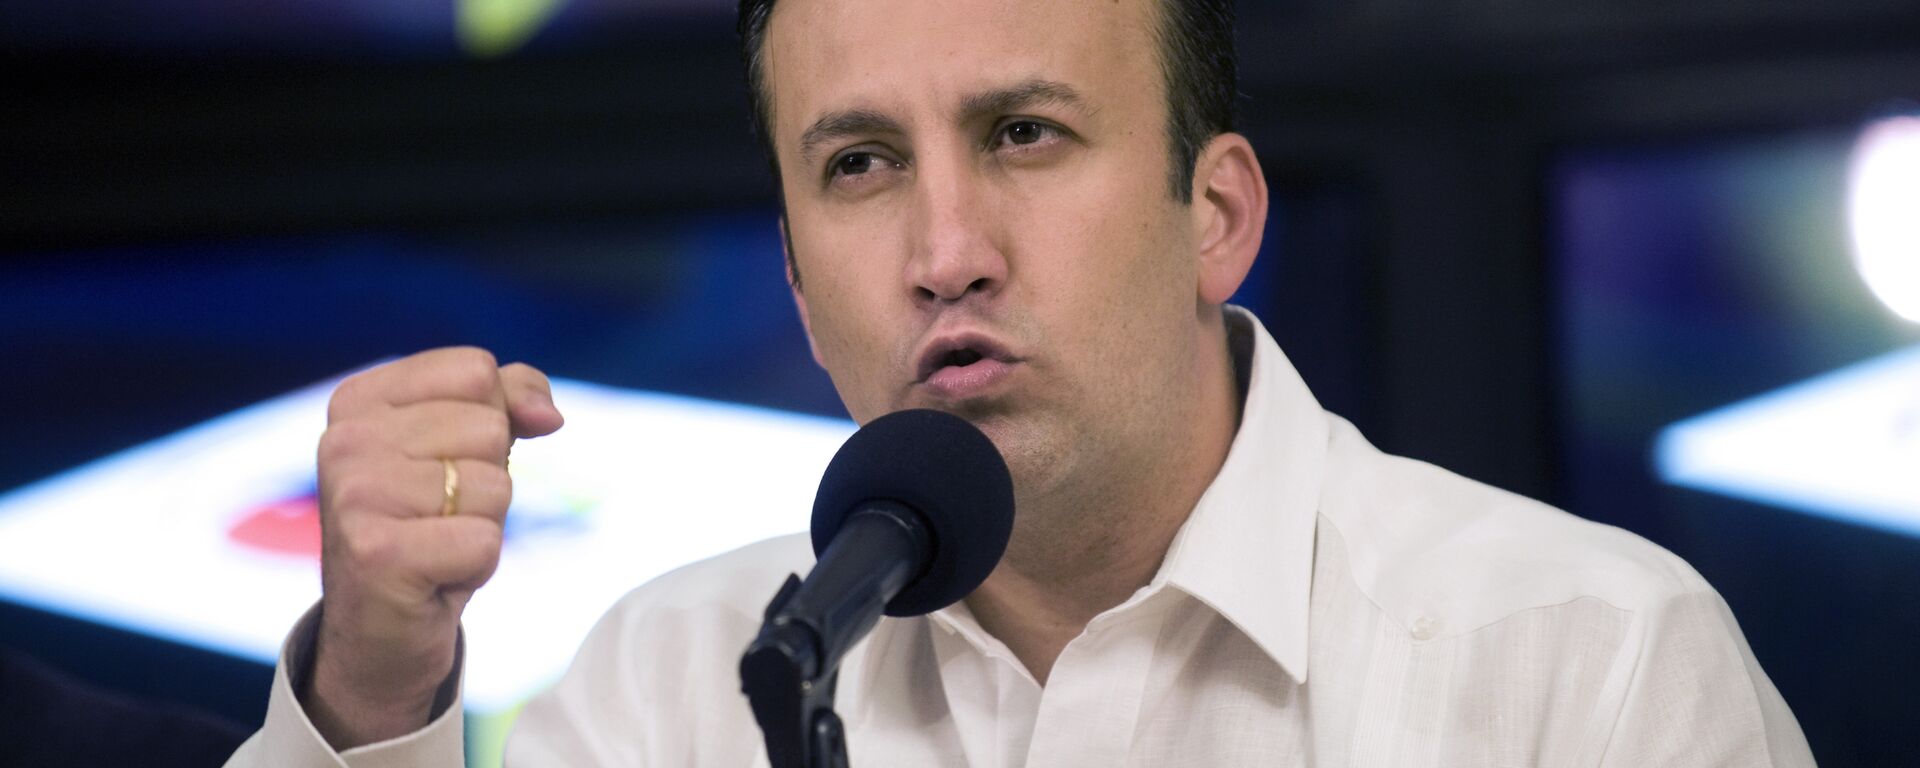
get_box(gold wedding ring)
[439,458,460,517]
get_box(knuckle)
[442,347,502,401]
[475,464,512,511]
[340,519,398,571]
[448,345,499,370]
[325,474,394,518]
[327,375,371,423]
[453,370,499,405]
[324,476,366,514]
[480,410,513,457]
[470,526,505,579]
[317,420,375,464]
[441,522,503,590]
[478,524,505,557]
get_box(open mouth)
[939,348,985,370]
[915,334,1017,386]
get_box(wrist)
[299,620,461,749]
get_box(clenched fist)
[299,347,564,749]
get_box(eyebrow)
[795,79,1092,166]
[798,109,903,166]
[957,79,1090,125]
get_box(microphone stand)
[741,574,852,768]
[740,506,927,768]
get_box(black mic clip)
[741,573,851,768]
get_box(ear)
[782,216,827,368]
[1189,133,1269,306]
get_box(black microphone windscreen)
[810,409,1015,617]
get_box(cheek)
[792,237,910,420]
[1011,173,1192,316]
[1007,178,1197,409]
[809,314,885,421]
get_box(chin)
[966,412,1073,503]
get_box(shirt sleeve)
[1597,588,1817,768]
[223,602,468,768]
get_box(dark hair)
[736,0,1238,203]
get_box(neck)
[964,309,1242,685]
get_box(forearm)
[223,603,467,768]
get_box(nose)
[906,155,1008,304]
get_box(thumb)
[499,362,565,439]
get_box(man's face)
[767,0,1214,504]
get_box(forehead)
[762,0,1164,139]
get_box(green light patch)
[458,0,568,57]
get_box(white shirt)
[228,309,1815,767]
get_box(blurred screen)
[0,208,848,765]
[1551,122,1920,763]
[0,374,853,764]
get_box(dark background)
[4,0,1920,764]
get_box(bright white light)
[1656,345,1920,539]
[1850,114,1920,323]
[0,375,855,715]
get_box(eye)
[834,152,877,176]
[1005,121,1046,145]
[994,120,1063,150]
[832,151,902,178]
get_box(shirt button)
[1410,615,1440,641]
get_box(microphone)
[740,409,1015,768]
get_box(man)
[228,0,1815,765]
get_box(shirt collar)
[1150,306,1326,683]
